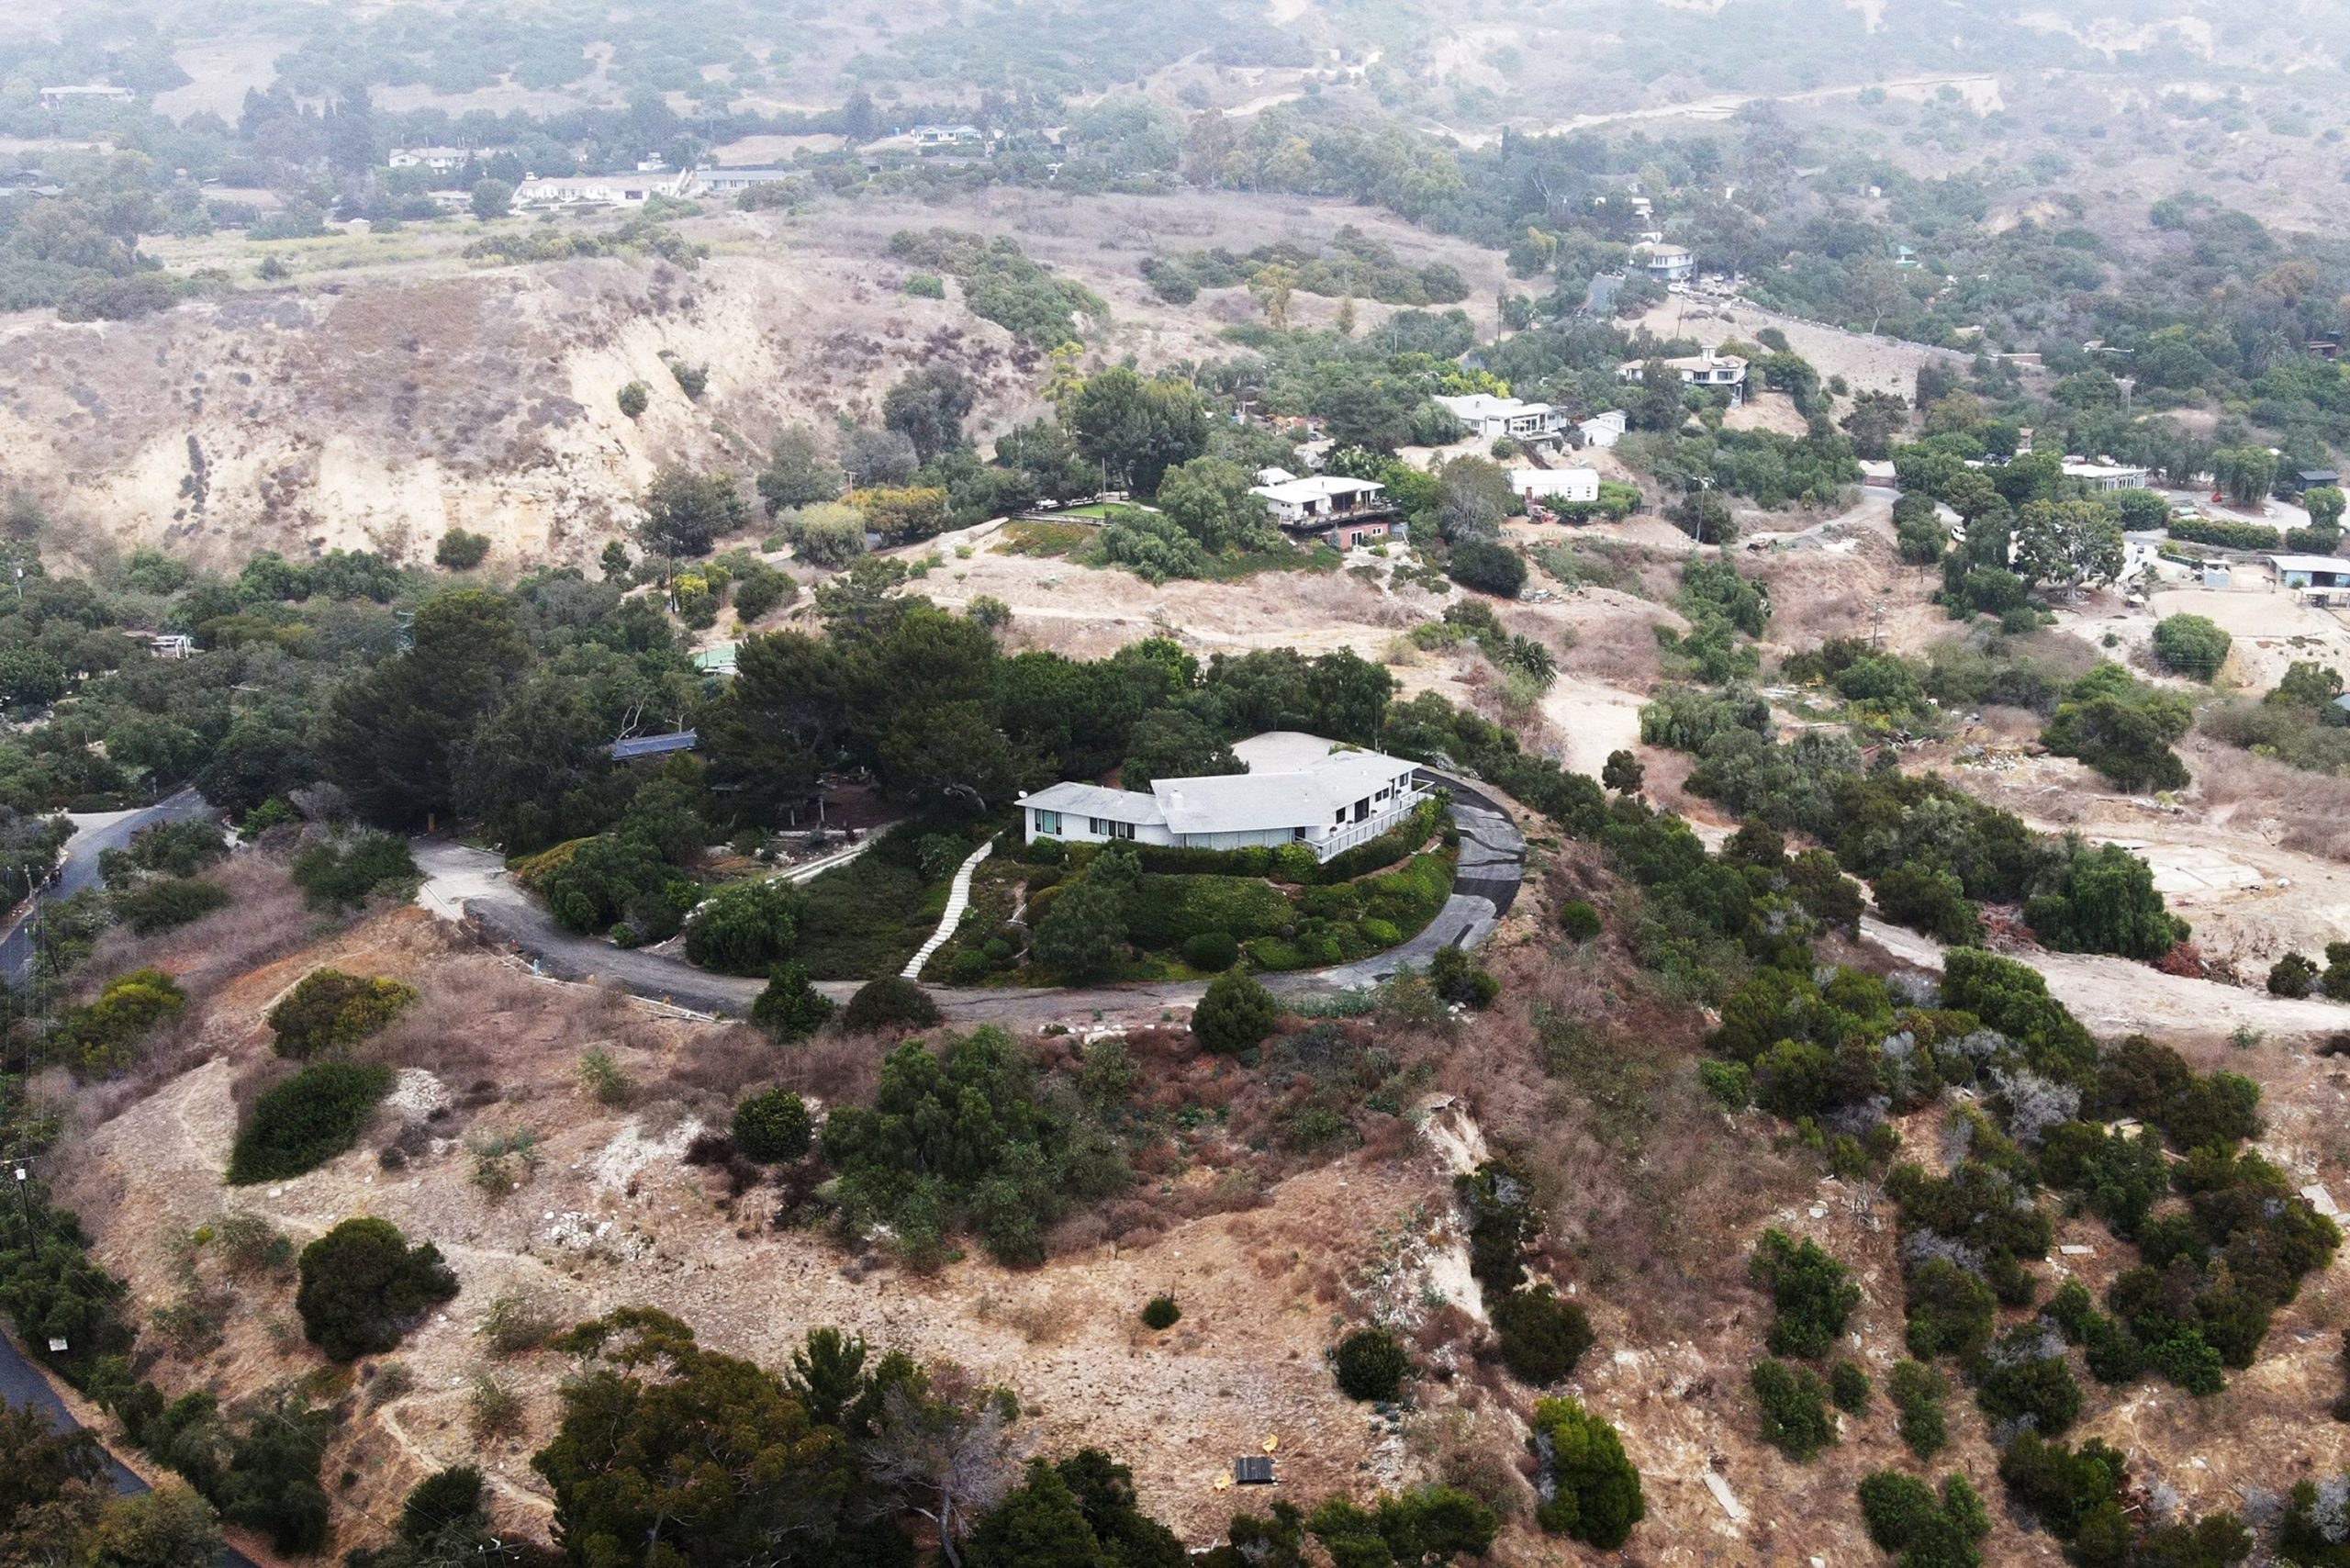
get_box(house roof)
[1251,476,1383,505]
[2267,554,2350,575]
[610,730,699,759]
[1156,747,1415,835]
[1433,394,1554,421]
[1019,781,1165,824]
[1511,466,1599,492]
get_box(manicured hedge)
[1125,874,1293,947]
[2167,517,2282,552]
[1120,799,1444,886]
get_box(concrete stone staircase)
[901,841,995,980]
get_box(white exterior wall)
[1024,807,1174,847]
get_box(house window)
[1035,810,1061,835]
[1090,817,1134,840]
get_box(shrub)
[1974,1327,2081,1435]
[267,969,419,1058]
[2152,614,2231,680]
[841,975,941,1033]
[1698,1058,1753,1108]
[1856,1472,1988,1568]
[1527,1396,1645,1548]
[44,968,187,1076]
[2270,951,2318,997]
[683,878,806,975]
[1558,899,1603,940]
[1181,931,1239,971]
[1750,1228,1861,1359]
[1141,1295,1181,1330]
[1831,1361,1873,1415]
[750,962,834,1041]
[291,833,419,908]
[1996,1430,2126,1540]
[576,1047,630,1106]
[1751,1358,1836,1461]
[618,382,649,418]
[1448,538,1527,597]
[1332,1327,1410,1401]
[294,1216,458,1361]
[227,1061,394,1184]
[111,876,232,935]
[2022,843,2188,959]
[1888,1360,1948,1457]
[434,529,492,570]
[1429,946,1500,1008]
[1192,971,1280,1054]
[731,1088,811,1162]
[1492,1285,1595,1385]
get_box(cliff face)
[0,251,1037,572]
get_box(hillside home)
[388,147,476,172]
[39,84,134,106]
[1633,240,1695,283]
[693,165,796,195]
[911,123,983,147]
[1511,467,1600,505]
[2060,460,2150,491]
[1250,476,1400,548]
[1433,394,1566,443]
[1617,353,1748,407]
[1018,734,1428,862]
[1578,409,1628,448]
[514,172,686,208]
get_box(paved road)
[414,771,1528,1023]
[0,1328,259,1566]
[0,788,218,987]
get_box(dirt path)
[1438,71,2002,147]
[1861,916,2350,1040]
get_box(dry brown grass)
[2188,738,2350,859]
[78,855,323,1002]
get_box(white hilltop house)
[1617,351,1748,407]
[1248,473,1401,549]
[1017,733,1429,863]
[1434,393,1566,444]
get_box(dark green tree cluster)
[820,1027,1131,1265]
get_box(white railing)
[1315,790,1431,861]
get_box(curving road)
[0,1327,259,1567]
[414,773,1527,1023]
[0,788,218,988]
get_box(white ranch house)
[1249,474,1401,548]
[1434,394,1567,443]
[1618,352,1748,407]
[1578,409,1628,448]
[1511,467,1600,504]
[1018,734,1428,863]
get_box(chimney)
[1169,790,1184,812]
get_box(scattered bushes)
[267,969,418,1058]
[1141,1295,1181,1331]
[1526,1396,1645,1549]
[1830,1361,1872,1415]
[291,833,419,908]
[1751,1358,1837,1461]
[731,1088,811,1163]
[1192,971,1280,1054]
[1889,1360,1949,1457]
[2152,614,2231,680]
[1332,1327,1411,1401]
[110,876,232,935]
[1429,946,1499,1008]
[750,962,834,1041]
[1855,1472,1989,1568]
[434,529,492,570]
[227,1061,394,1185]
[683,878,806,974]
[294,1216,458,1361]
[1491,1285,1594,1385]
[841,975,941,1033]
[1181,931,1239,971]
[1749,1228,1860,1360]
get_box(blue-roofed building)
[610,730,698,760]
